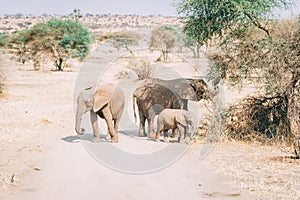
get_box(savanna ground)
[0,16,299,200]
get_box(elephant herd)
[75,78,210,144]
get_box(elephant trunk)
[75,108,85,135]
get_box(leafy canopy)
[149,25,183,61]
[10,19,90,62]
[177,0,289,45]
[99,31,140,49]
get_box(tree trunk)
[196,43,201,58]
[55,57,67,71]
[125,46,135,57]
[33,59,40,70]
[51,46,65,71]
[287,70,300,138]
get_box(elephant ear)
[175,111,187,127]
[133,84,151,99]
[174,80,197,101]
[187,79,210,101]
[93,87,112,112]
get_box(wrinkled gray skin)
[133,83,183,138]
[151,78,210,138]
[156,109,193,144]
[133,78,210,138]
[150,78,211,110]
[75,83,125,143]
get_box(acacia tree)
[70,8,83,21]
[149,26,180,62]
[181,33,201,58]
[98,31,141,56]
[177,0,300,143]
[10,19,90,70]
[178,0,290,44]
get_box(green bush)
[0,33,8,47]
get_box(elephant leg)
[155,129,161,142]
[147,110,156,138]
[90,111,100,143]
[147,117,155,138]
[163,130,169,143]
[171,127,178,138]
[182,99,188,111]
[178,125,186,144]
[139,114,146,137]
[105,119,119,140]
[106,127,111,140]
[155,120,163,142]
[113,117,121,136]
[102,109,118,143]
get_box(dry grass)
[115,58,153,80]
[197,141,300,200]
[222,94,294,145]
[0,52,6,94]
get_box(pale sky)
[0,0,178,16]
[0,0,299,17]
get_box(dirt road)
[1,46,257,199]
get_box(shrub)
[223,94,293,145]
[115,58,152,80]
[0,33,8,47]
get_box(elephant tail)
[133,95,137,123]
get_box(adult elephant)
[150,78,211,110]
[75,83,125,143]
[133,78,210,138]
[133,83,183,138]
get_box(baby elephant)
[156,109,194,144]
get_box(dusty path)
[0,47,255,200]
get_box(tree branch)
[244,12,270,35]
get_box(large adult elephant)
[133,83,183,138]
[150,78,211,110]
[75,83,125,143]
[133,78,210,138]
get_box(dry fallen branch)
[222,94,295,145]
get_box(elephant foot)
[178,138,185,144]
[163,137,170,143]
[138,131,146,137]
[148,134,156,139]
[106,134,112,140]
[92,137,101,143]
[155,137,160,142]
[111,136,119,143]
[185,138,191,145]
